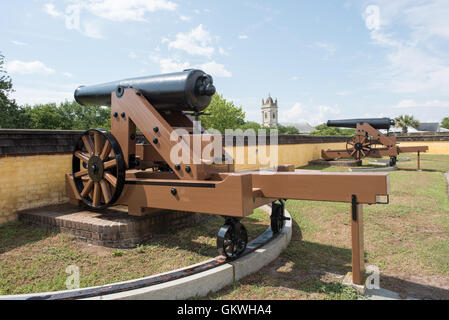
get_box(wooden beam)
[251,171,390,205]
[351,195,365,285]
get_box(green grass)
[1,154,448,299]
[0,209,269,295]
[210,154,449,300]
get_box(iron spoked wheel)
[72,129,125,210]
[346,135,371,160]
[217,219,248,260]
[271,199,286,234]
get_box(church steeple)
[261,94,279,128]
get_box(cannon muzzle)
[74,69,216,112]
[327,118,395,130]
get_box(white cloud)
[200,61,232,78]
[238,35,248,40]
[396,99,449,108]
[11,87,73,105]
[11,40,28,46]
[44,3,62,17]
[128,51,137,59]
[218,47,228,56]
[279,103,341,125]
[81,20,104,39]
[179,15,191,22]
[5,60,55,75]
[43,0,177,39]
[63,72,73,78]
[168,24,215,57]
[79,0,177,22]
[153,57,232,78]
[158,58,191,74]
[291,76,299,81]
[362,1,449,94]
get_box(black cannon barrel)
[327,118,395,130]
[74,69,216,112]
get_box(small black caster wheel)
[217,219,248,260]
[389,157,397,167]
[271,199,289,234]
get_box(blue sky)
[1,0,449,125]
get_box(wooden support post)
[417,151,421,171]
[351,195,365,285]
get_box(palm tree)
[395,115,420,134]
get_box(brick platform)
[18,204,210,248]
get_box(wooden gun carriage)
[321,118,429,167]
[66,70,390,284]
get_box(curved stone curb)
[309,159,362,167]
[0,206,292,300]
[230,206,292,282]
[87,264,234,300]
[350,166,398,172]
[89,206,292,300]
[0,258,226,300]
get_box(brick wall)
[0,154,72,225]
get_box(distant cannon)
[322,117,428,167]
[74,69,216,112]
[327,118,396,130]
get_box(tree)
[442,117,449,130]
[17,101,110,130]
[395,115,419,134]
[59,100,111,130]
[200,94,246,133]
[0,52,23,128]
[277,125,299,135]
[240,121,262,131]
[310,123,355,136]
[23,103,66,129]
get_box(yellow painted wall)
[0,140,447,225]
[0,154,72,225]
[225,142,346,171]
[398,141,449,155]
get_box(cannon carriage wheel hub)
[87,155,105,182]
